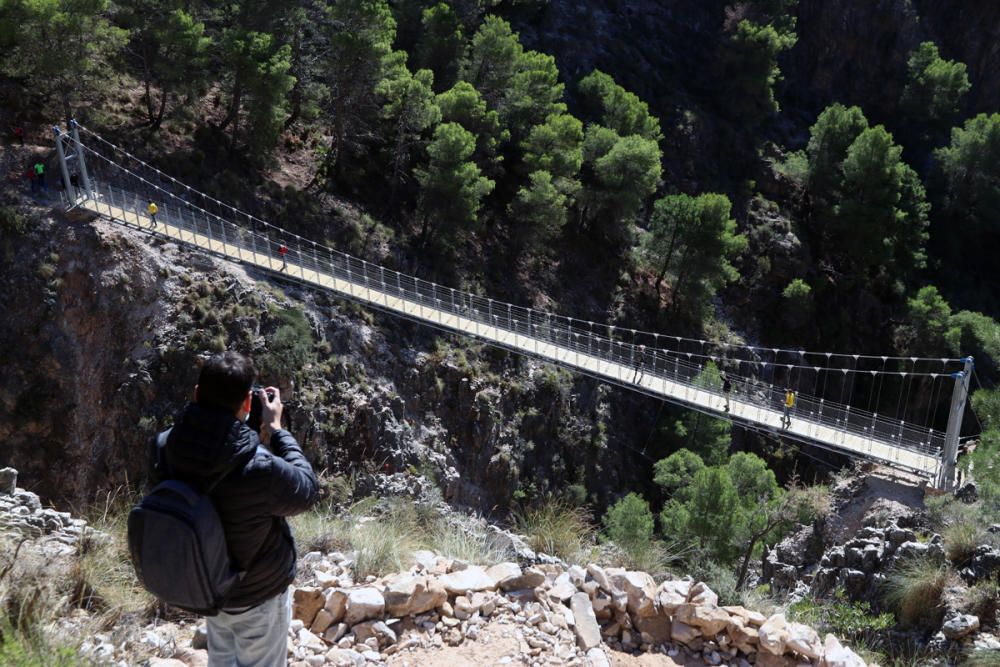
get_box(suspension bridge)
[49,121,980,489]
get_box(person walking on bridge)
[147,201,158,228]
[33,161,46,193]
[782,388,796,428]
[722,373,732,413]
[278,244,288,272]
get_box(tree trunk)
[152,89,168,131]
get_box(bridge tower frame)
[938,356,974,490]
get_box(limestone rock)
[670,618,702,647]
[351,620,397,647]
[786,621,822,659]
[756,653,799,667]
[633,612,672,645]
[683,604,732,636]
[0,468,17,495]
[438,566,495,594]
[758,613,789,656]
[687,581,718,607]
[310,609,335,635]
[657,580,690,613]
[498,566,546,592]
[586,646,612,667]
[548,573,578,602]
[148,660,187,667]
[485,562,521,587]
[586,564,614,593]
[722,605,766,627]
[324,647,366,667]
[324,588,348,623]
[821,634,867,667]
[615,571,657,618]
[323,623,349,644]
[383,574,446,616]
[344,587,385,626]
[942,613,980,640]
[570,592,602,651]
[293,588,326,627]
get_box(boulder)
[670,618,702,647]
[310,609,336,635]
[683,604,732,636]
[498,566,546,592]
[687,581,718,607]
[786,621,822,659]
[615,571,657,618]
[722,605,766,627]
[344,587,385,626]
[633,613,672,645]
[324,589,348,623]
[942,613,980,640]
[570,592,602,651]
[821,634,866,667]
[324,648,366,667]
[586,564,614,593]
[727,616,758,653]
[758,613,789,656]
[297,628,326,652]
[439,566,495,595]
[585,647,612,667]
[0,468,17,495]
[323,623,349,644]
[485,562,521,588]
[293,588,326,626]
[351,620,397,648]
[548,573,578,602]
[383,574,446,616]
[658,580,690,613]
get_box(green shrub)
[788,589,893,646]
[425,520,512,566]
[964,581,1000,625]
[943,521,983,566]
[883,558,955,631]
[515,497,594,564]
[0,206,27,235]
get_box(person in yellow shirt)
[782,388,796,428]
[148,201,158,228]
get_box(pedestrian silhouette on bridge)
[13,126,24,146]
[147,201,158,228]
[722,373,732,413]
[278,244,288,272]
[33,161,46,193]
[782,388,796,428]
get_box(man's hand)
[260,386,283,433]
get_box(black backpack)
[127,429,245,615]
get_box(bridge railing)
[81,178,945,467]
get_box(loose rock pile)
[0,466,90,559]
[268,548,869,667]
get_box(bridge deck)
[82,197,941,479]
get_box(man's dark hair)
[197,351,256,412]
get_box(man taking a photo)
[156,351,318,666]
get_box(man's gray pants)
[207,587,290,667]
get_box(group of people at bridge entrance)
[719,371,796,428]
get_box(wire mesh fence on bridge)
[71,172,948,470]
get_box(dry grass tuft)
[883,557,956,631]
[514,498,595,564]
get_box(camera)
[247,384,274,435]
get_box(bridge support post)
[69,120,93,201]
[939,356,974,490]
[52,127,74,199]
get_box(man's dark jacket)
[155,402,319,609]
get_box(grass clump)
[788,589,894,648]
[883,557,955,631]
[515,497,594,564]
[943,521,983,566]
[426,520,512,566]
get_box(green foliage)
[653,448,705,500]
[417,2,464,92]
[603,492,654,549]
[781,279,813,326]
[720,20,796,123]
[0,0,127,117]
[377,52,441,190]
[788,590,894,647]
[579,126,662,238]
[437,80,506,173]
[219,25,296,153]
[900,41,970,129]
[641,193,747,313]
[515,497,594,564]
[416,121,496,247]
[117,0,211,128]
[883,557,954,631]
[508,170,568,252]
[522,113,583,199]
[806,105,928,286]
[577,70,662,141]
[936,113,1000,235]
[259,307,315,380]
[894,286,961,356]
[323,0,397,175]
[0,207,27,235]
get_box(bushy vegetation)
[883,557,954,631]
[514,497,594,564]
